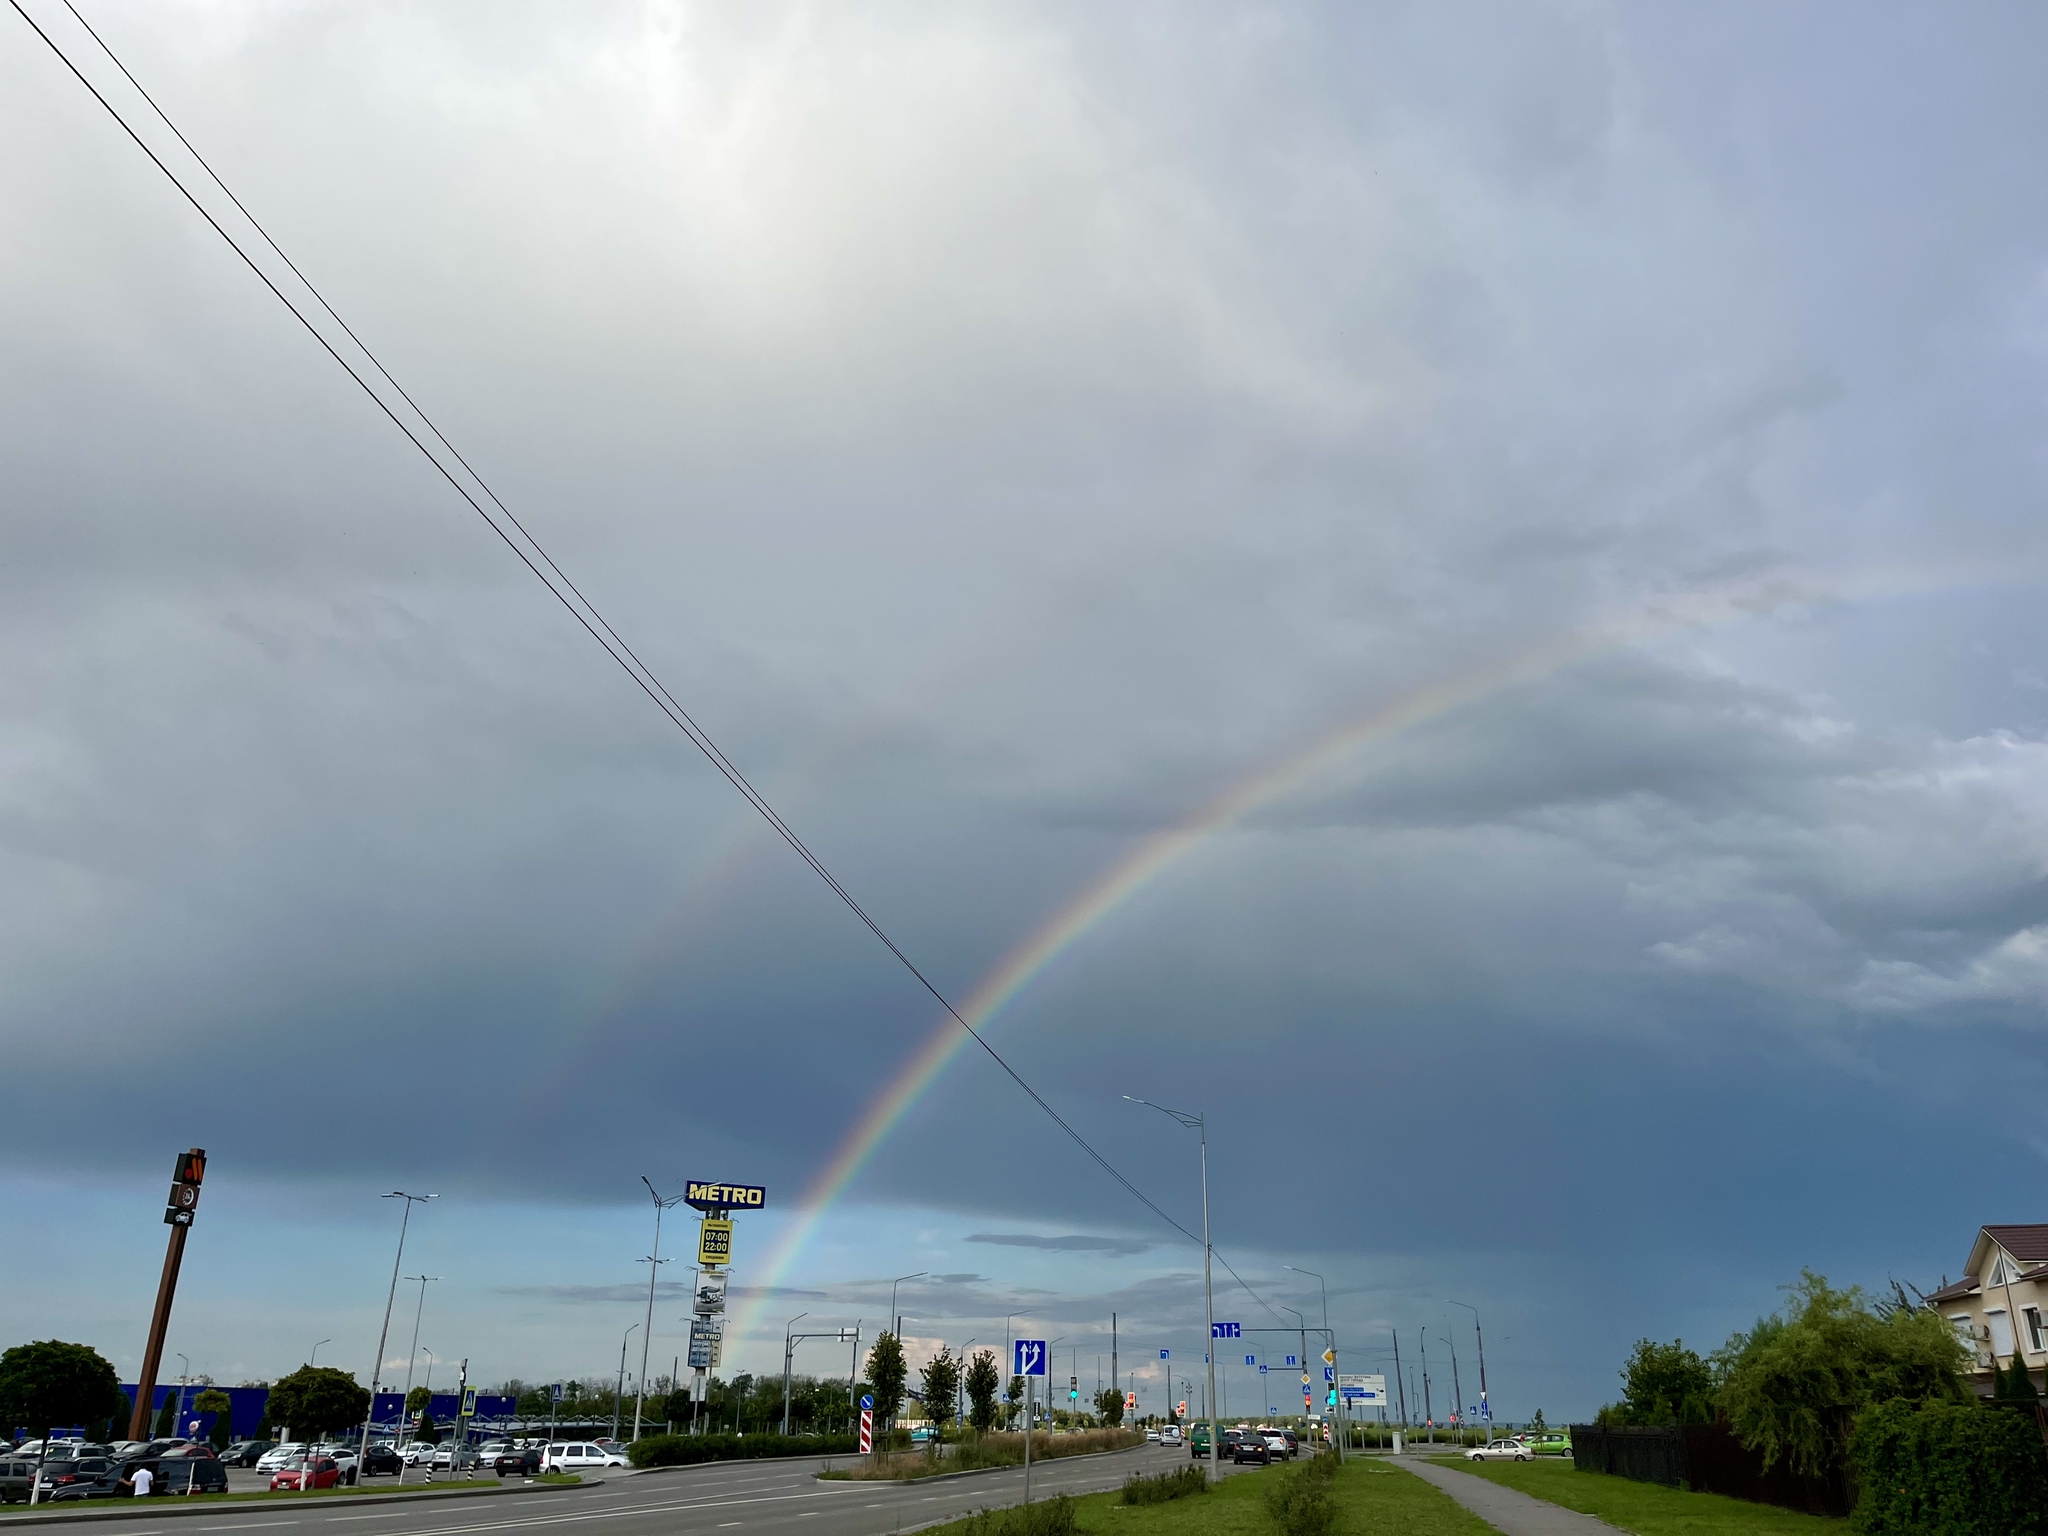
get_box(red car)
[270,1457,344,1491]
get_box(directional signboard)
[1338,1373,1388,1405]
[1159,1349,1170,1359]
[1015,1339,1047,1377]
[1213,1322,1241,1339]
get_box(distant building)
[1924,1224,2048,1394]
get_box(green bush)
[1120,1464,1210,1504]
[1850,1399,2048,1536]
[1263,1462,1336,1536]
[628,1432,860,1467]
[954,1494,1075,1536]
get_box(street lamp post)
[361,1192,436,1470]
[782,1314,808,1436]
[1125,1097,1219,1483]
[1285,1265,1342,1462]
[1439,1334,1462,1446]
[615,1324,639,1441]
[310,1339,331,1367]
[1447,1300,1490,1442]
[635,1178,684,1442]
[399,1276,439,1447]
[958,1340,976,1430]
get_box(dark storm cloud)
[6,0,2048,1417]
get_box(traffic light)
[1325,1389,1337,1407]
[1069,1376,1078,1402]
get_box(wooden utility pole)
[130,1149,206,1441]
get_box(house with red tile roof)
[1924,1225,2048,1394]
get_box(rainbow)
[726,567,1901,1349]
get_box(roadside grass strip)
[822,1431,1144,1482]
[5,1482,585,1514]
[914,1457,1492,1536]
[1430,1456,1849,1534]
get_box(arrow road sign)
[1285,1355,1297,1367]
[862,1395,873,1410]
[1213,1322,1241,1339]
[1245,1355,1256,1367]
[1159,1349,1170,1359]
[1015,1339,1047,1377]
[1324,1366,1335,1382]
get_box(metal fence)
[1569,1420,1853,1518]
[1567,1424,1684,1485]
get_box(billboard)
[697,1218,733,1266]
[685,1181,766,1213]
[693,1270,728,1314]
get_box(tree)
[265,1366,372,1440]
[1714,1269,1969,1478]
[1004,1375,1024,1429]
[1529,1408,1547,1432]
[965,1350,1000,1433]
[193,1389,234,1450]
[1094,1387,1125,1427]
[1616,1339,1715,1424]
[0,1341,129,1444]
[918,1350,960,1449]
[405,1386,433,1416]
[866,1334,907,1429]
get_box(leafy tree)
[1005,1374,1025,1428]
[1529,1408,1547,1432]
[0,1341,130,1444]
[405,1386,433,1416]
[1614,1338,1714,1424]
[866,1334,907,1428]
[265,1366,372,1439]
[155,1397,179,1437]
[965,1350,1000,1433]
[1997,1355,2042,1402]
[1714,1269,1968,1478]
[1094,1387,1125,1427]
[193,1389,234,1450]
[412,1411,438,1445]
[918,1350,960,1448]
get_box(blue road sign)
[1480,1401,1492,1421]
[861,1394,873,1410]
[1285,1355,1297,1367]
[1015,1339,1048,1377]
[1245,1355,1256,1367]
[1159,1349,1170,1359]
[1324,1366,1335,1382]
[1258,1364,1268,1375]
[1212,1322,1241,1339]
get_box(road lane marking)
[199,1524,303,1531]
[718,1523,742,1528]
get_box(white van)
[542,1443,627,1472]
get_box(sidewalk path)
[1397,1460,1630,1536]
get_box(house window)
[2026,1308,2046,1354]
[1988,1310,2016,1357]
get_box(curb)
[0,1479,602,1527]
[814,1441,1153,1487]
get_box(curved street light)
[1446,1299,1489,1441]
[1125,1096,1220,1482]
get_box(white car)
[429,1445,481,1472]
[256,1443,306,1473]
[542,1443,627,1472]
[1465,1441,1532,1462]
[1160,1427,1182,1445]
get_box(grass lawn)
[16,1477,583,1510]
[918,1457,1493,1536]
[1429,1456,1848,1535]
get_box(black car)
[494,1447,543,1477]
[223,1441,277,1468]
[362,1444,404,1477]
[48,1457,229,1500]
[1231,1433,1272,1466]
[35,1457,112,1496]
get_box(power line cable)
[12,0,1230,1265]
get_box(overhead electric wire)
[11,0,1276,1288]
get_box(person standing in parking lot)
[122,1464,152,1497]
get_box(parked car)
[1526,1434,1571,1457]
[429,1444,480,1473]
[593,1439,628,1457]
[108,1442,153,1459]
[1231,1434,1272,1466]
[271,1456,348,1491]
[400,1442,437,1467]
[49,1457,228,1500]
[1465,1441,1532,1462]
[541,1443,626,1472]
[36,1457,113,1495]
[475,1441,513,1462]
[361,1444,404,1477]
[494,1447,543,1477]
[0,1459,39,1504]
[256,1443,305,1473]
[221,1441,276,1468]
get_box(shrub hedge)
[627,1432,860,1468]
[952,1494,1076,1536]
[1120,1463,1209,1504]
[1849,1399,2048,1536]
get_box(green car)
[1188,1426,1212,1459]
[1527,1434,1572,1457]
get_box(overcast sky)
[6,0,2048,1423]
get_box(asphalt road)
[9,1443,1245,1536]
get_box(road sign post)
[130,1149,207,1441]
[859,1395,874,1456]
[1015,1340,1046,1503]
